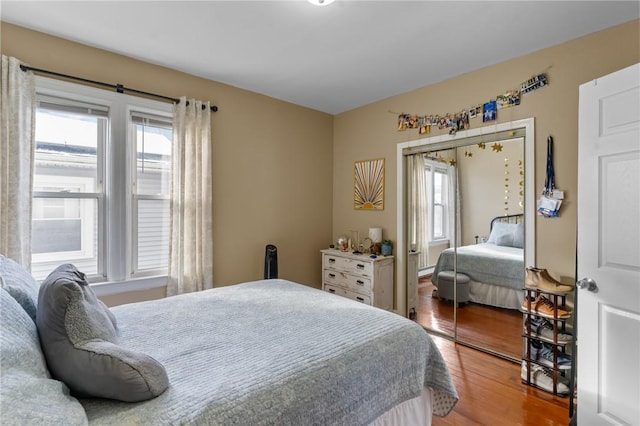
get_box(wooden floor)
[417,276,571,425]
[416,279,523,359]
[430,336,571,426]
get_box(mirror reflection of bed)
[420,215,525,357]
[404,123,533,361]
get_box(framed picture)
[354,158,384,210]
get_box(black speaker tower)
[264,244,278,279]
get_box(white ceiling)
[2,1,638,114]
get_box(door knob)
[577,277,598,292]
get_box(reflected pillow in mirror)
[512,222,525,248]
[487,222,517,247]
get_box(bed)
[0,255,458,425]
[432,214,525,309]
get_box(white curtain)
[407,154,430,269]
[0,55,36,268]
[167,97,213,296]
[447,165,461,248]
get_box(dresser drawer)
[323,284,348,298]
[323,269,372,293]
[324,284,372,305]
[323,254,373,276]
[344,288,372,305]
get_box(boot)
[521,294,571,318]
[525,267,573,294]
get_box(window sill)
[91,275,167,297]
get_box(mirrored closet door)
[397,119,535,361]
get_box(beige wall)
[457,140,524,246]
[333,20,639,283]
[1,22,334,305]
[2,20,638,306]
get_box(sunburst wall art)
[354,158,384,210]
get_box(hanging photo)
[483,100,497,122]
[497,90,521,109]
[521,73,548,95]
[419,124,431,134]
[458,111,469,130]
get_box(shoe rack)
[521,287,573,396]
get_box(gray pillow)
[487,222,518,247]
[0,254,39,323]
[36,264,169,402]
[512,222,525,249]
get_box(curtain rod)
[20,64,218,112]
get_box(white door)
[577,63,640,426]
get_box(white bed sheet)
[371,388,433,426]
[469,280,524,310]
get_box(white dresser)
[321,249,394,311]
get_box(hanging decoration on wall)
[537,135,564,217]
[518,159,524,209]
[521,73,548,95]
[354,158,385,210]
[504,157,510,214]
[394,70,549,133]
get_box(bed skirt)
[371,388,433,426]
[469,280,524,310]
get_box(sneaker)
[525,267,573,294]
[521,294,571,319]
[529,340,572,370]
[524,317,573,344]
[521,361,570,395]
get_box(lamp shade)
[369,227,382,243]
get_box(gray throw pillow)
[487,222,518,247]
[36,264,169,402]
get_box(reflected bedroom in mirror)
[402,120,534,361]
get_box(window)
[32,77,172,290]
[131,114,172,272]
[425,161,450,242]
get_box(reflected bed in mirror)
[432,215,524,310]
[397,118,535,362]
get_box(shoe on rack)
[529,340,572,370]
[521,361,570,395]
[521,294,571,319]
[524,317,573,344]
[525,267,573,294]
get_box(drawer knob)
[329,258,336,264]
[328,273,336,279]
[356,280,364,286]
[356,264,365,270]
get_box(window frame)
[33,77,172,296]
[130,112,173,276]
[424,160,450,244]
